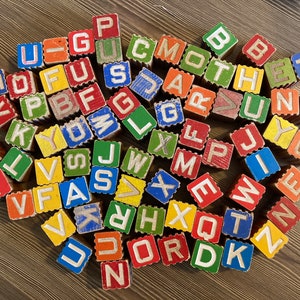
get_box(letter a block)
[92,140,121,168]
[92,14,120,40]
[63,148,90,177]
[95,37,123,64]
[271,88,299,116]
[17,42,44,69]
[0,170,12,197]
[0,95,18,128]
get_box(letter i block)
[94,231,123,261]
[89,166,119,195]
[92,14,120,40]
[179,119,210,151]
[57,237,92,274]
[104,200,136,234]
[250,220,288,258]
[6,190,35,220]
[95,37,123,64]
[135,205,166,236]
[0,147,32,182]
[127,235,160,268]
[122,106,157,140]
[126,34,157,66]
[0,95,17,128]
[68,29,95,56]
[147,129,178,159]
[162,67,194,98]
[221,239,254,272]
[5,119,37,151]
[271,88,299,116]
[60,176,91,209]
[230,122,265,157]
[239,92,271,123]
[190,240,223,273]
[92,140,121,167]
[17,42,44,69]
[275,165,300,203]
[73,202,104,234]
[0,170,12,197]
[264,58,297,88]
[41,209,76,246]
[187,172,223,209]
[0,69,8,95]
[164,199,197,232]
[130,67,163,101]
[191,211,223,243]
[61,116,94,148]
[229,174,266,211]
[43,37,69,65]
[103,61,131,89]
[291,52,300,78]
[157,233,190,266]
[63,148,90,177]
[146,169,180,204]
[101,260,131,290]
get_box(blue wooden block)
[291,53,300,79]
[245,147,281,181]
[154,98,184,127]
[130,67,163,101]
[59,176,91,209]
[222,208,253,239]
[103,61,131,89]
[146,169,180,204]
[89,166,119,194]
[221,239,254,272]
[17,42,44,69]
[0,69,7,95]
[57,237,92,274]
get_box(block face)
[0,170,12,197]
[95,37,123,64]
[43,37,69,64]
[17,42,44,69]
[245,147,281,181]
[63,148,90,177]
[92,13,120,40]
[57,237,92,274]
[68,29,95,56]
[250,220,288,259]
[187,172,223,209]
[288,130,300,159]
[103,61,131,89]
[0,95,17,128]
[0,69,7,95]
[271,88,299,116]
[92,140,121,167]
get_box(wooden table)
[0,0,299,299]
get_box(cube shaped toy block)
[157,233,190,266]
[68,29,95,56]
[17,42,44,69]
[43,37,69,64]
[41,209,76,246]
[127,235,160,268]
[92,140,121,168]
[0,95,17,128]
[287,130,300,159]
[95,37,123,64]
[267,196,300,234]
[242,34,276,66]
[0,170,12,198]
[271,88,299,116]
[103,61,131,89]
[202,22,238,58]
[0,69,7,95]
[63,148,90,177]
[57,237,92,274]
[92,14,120,40]
[250,220,288,259]
[187,172,223,209]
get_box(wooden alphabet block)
[0,169,12,197]
[287,130,300,159]
[103,61,131,89]
[63,148,90,177]
[92,140,121,168]
[291,52,300,78]
[17,42,44,69]
[68,29,95,56]
[0,69,8,95]
[0,95,17,128]
[271,88,299,116]
[92,13,120,40]
[43,37,69,65]
[95,37,123,64]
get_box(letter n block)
[95,37,123,64]
[103,61,131,89]
[17,42,44,69]
[0,170,12,197]
[43,37,69,64]
[92,140,121,168]
[92,14,120,40]
[68,29,95,56]
[0,95,17,128]
[271,88,299,116]
[63,148,90,177]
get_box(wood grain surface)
[0,0,299,299]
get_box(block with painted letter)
[0,95,18,128]
[250,220,288,258]
[41,209,76,246]
[92,140,121,168]
[0,69,8,95]
[0,169,12,198]
[68,29,95,56]
[271,88,299,116]
[43,37,69,65]
[63,148,90,177]
[187,172,223,209]
[287,130,300,159]
[157,233,190,266]
[103,61,131,89]
[57,237,92,274]
[291,52,300,78]
[127,235,160,268]
[17,42,44,69]
[95,37,123,64]
[92,13,120,40]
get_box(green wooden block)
[147,129,178,159]
[190,240,223,273]
[92,140,121,167]
[95,37,123,64]
[179,44,211,76]
[264,57,297,88]
[204,57,236,88]
[122,106,157,140]
[239,92,271,123]
[135,205,166,236]
[5,119,37,151]
[103,200,136,234]
[63,148,91,177]
[0,147,32,182]
[121,146,154,179]
[202,22,238,58]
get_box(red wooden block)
[0,95,18,128]
[0,169,12,197]
[191,211,223,243]
[92,14,120,40]
[288,130,300,159]
[157,233,190,266]
[202,138,234,170]
[68,29,95,56]
[230,122,265,157]
[187,172,223,209]
[43,37,69,65]
[178,118,210,151]
[271,88,299,116]
[170,147,202,179]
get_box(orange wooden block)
[271,88,299,116]
[287,130,300,159]
[43,37,69,65]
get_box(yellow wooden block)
[34,156,64,185]
[233,65,264,94]
[263,115,298,149]
[35,124,67,157]
[41,209,76,246]
[250,220,288,259]
[39,65,69,95]
[32,183,62,213]
[165,199,197,232]
[114,174,146,207]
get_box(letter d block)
[0,95,18,128]
[57,237,92,274]
[63,148,90,177]
[103,61,131,89]
[0,170,12,197]
[17,42,44,69]
[68,29,95,56]
[271,88,299,116]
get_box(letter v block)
[92,140,121,167]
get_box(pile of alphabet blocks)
[0,13,300,290]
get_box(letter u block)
[95,37,123,64]
[68,29,95,56]
[17,42,44,69]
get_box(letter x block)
[271,88,299,116]
[63,148,91,177]
[0,95,18,128]
[0,170,12,198]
